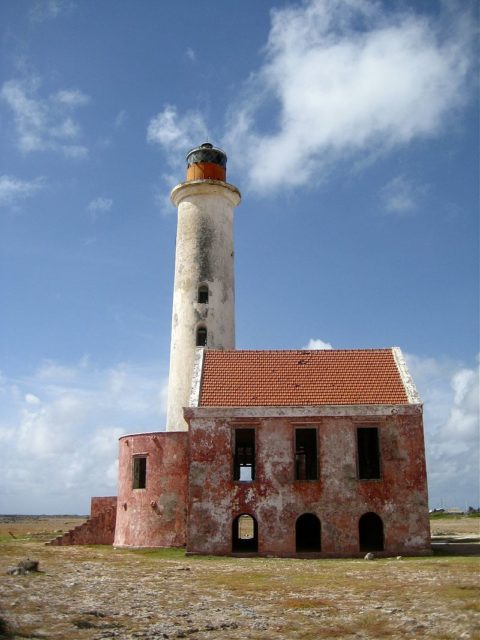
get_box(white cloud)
[114,109,127,129]
[303,338,333,350]
[53,89,89,107]
[219,0,475,193]
[0,358,168,514]
[36,360,77,381]
[87,196,113,220]
[1,76,89,158]
[25,393,41,405]
[379,175,427,215]
[29,0,75,23]
[147,107,209,213]
[405,353,479,509]
[185,47,197,62]
[147,105,208,155]
[0,174,45,208]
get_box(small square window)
[198,286,209,304]
[196,327,207,347]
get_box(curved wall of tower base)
[114,431,188,548]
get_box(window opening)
[232,514,258,552]
[132,456,147,489]
[196,326,207,347]
[359,512,384,551]
[296,513,321,552]
[295,428,318,480]
[198,285,209,304]
[357,427,381,479]
[233,428,255,481]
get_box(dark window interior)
[132,456,147,489]
[233,428,255,481]
[196,326,207,347]
[198,286,209,304]
[357,427,380,479]
[295,428,318,480]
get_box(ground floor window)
[295,513,321,552]
[232,514,258,552]
[359,512,384,551]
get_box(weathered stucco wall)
[185,406,430,557]
[166,180,240,432]
[91,496,117,519]
[114,431,188,548]
[48,497,117,546]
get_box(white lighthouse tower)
[166,143,241,431]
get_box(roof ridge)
[204,348,395,355]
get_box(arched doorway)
[359,512,384,551]
[295,513,321,552]
[232,514,258,552]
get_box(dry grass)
[0,516,478,639]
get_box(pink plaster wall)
[185,411,430,557]
[48,497,117,546]
[91,496,116,519]
[113,431,188,548]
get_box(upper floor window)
[132,456,147,489]
[196,326,207,347]
[198,285,209,304]
[357,427,381,479]
[233,428,255,481]
[295,427,318,480]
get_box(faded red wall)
[114,431,188,548]
[185,411,430,557]
[91,496,116,519]
[48,497,117,546]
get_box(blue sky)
[0,0,478,514]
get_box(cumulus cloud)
[147,105,208,156]
[406,353,479,509]
[0,174,45,208]
[379,175,427,215]
[221,0,475,193]
[0,358,169,514]
[87,197,113,220]
[147,2,475,197]
[303,338,333,350]
[1,76,89,157]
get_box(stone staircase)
[47,497,117,546]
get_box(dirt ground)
[0,516,478,640]
[430,515,480,538]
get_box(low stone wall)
[47,497,117,546]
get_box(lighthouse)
[166,143,241,431]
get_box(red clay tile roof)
[198,349,409,406]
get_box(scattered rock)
[73,618,97,629]
[7,559,40,575]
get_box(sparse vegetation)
[0,516,478,639]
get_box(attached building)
[184,348,430,556]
